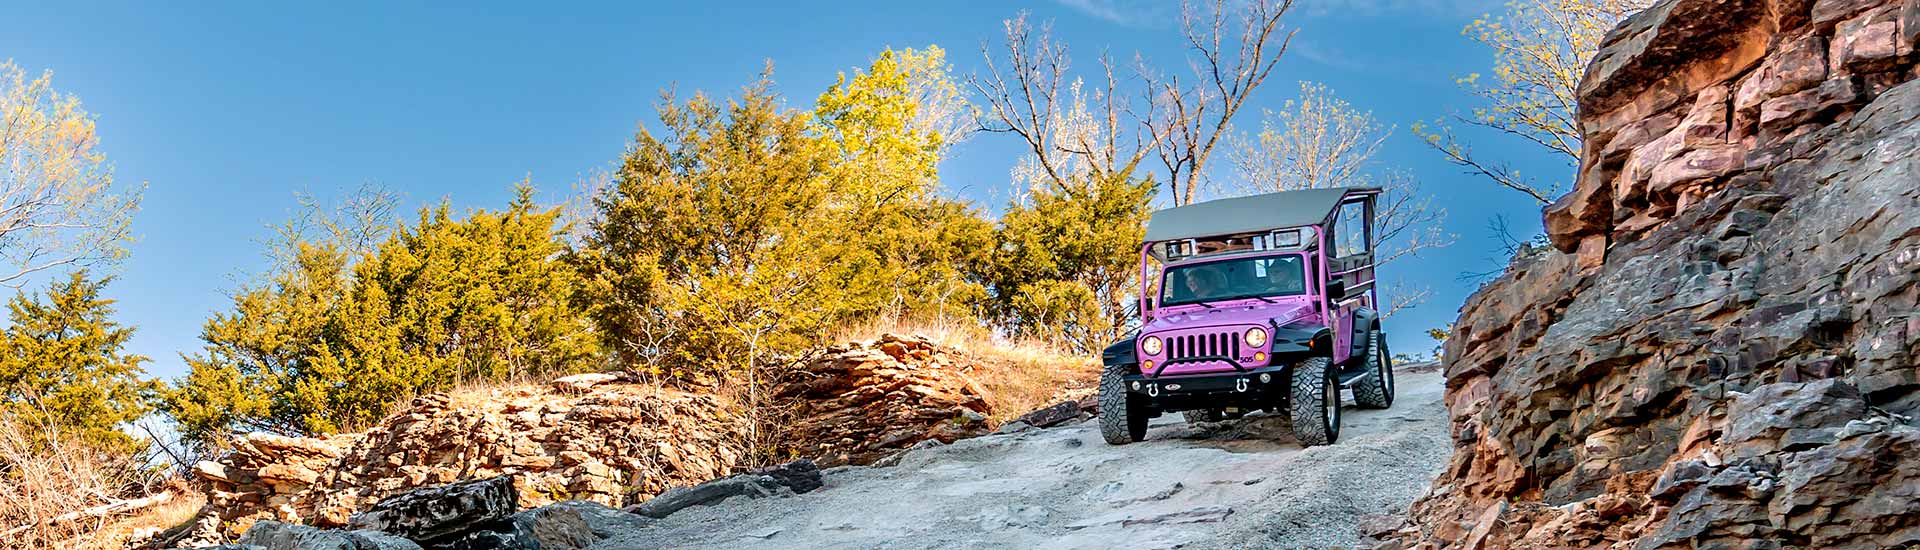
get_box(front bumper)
[1122,364,1288,398]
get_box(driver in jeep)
[1264,258,1305,295]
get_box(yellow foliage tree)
[814,47,993,322]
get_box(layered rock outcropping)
[190,334,1000,542]
[773,334,994,466]
[1400,0,1920,547]
[191,377,743,541]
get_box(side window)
[1335,200,1369,258]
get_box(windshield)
[1161,254,1307,307]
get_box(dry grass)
[82,491,205,550]
[0,414,202,550]
[358,369,565,431]
[831,317,1101,424]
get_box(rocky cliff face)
[1400,0,1920,547]
[188,334,1000,542]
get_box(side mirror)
[1326,278,1346,300]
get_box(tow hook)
[1235,378,1249,393]
[1147,383,1160,397]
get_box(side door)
[1326,195,1376,365]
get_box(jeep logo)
[1166,384,1183,391]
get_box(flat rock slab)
[629,475,789,519]
[629,459,823,519]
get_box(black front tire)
[1352,329,1395,409]
[1099,365,1148,444]
[1288,356,1340,446]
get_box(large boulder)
[349,476,520,543]
[746,459,824,495]
[439,501,654,550]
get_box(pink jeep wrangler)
[1099,187,1396,446]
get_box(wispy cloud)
[1290,40,1375,73]
[1050,0,1174,27]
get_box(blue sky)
[1,0,1563,380]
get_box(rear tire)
[1099,364,1147,444]
[1352,329,1395,409]
[1288,356,1340,446]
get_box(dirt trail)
[600,367,1451,550]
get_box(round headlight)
[1244,327,1269,347]
[1141,335,1163,355]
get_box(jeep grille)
[1167,331,1241,361]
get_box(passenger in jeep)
[1180,267,1225,301]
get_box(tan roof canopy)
[1144,187,1378,243]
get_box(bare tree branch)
[0,62,141,286]
[1156,0,1297,205]
[973,1,1295,204]
[1225,81,1455,316]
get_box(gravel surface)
[597,367,1452,550]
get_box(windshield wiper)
[1211,293,1282,305]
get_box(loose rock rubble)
[1394,0,1920,547]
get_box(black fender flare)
[1101,335,1138,368]
[1349,307,1379,356]
[1268,320,1331,355]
